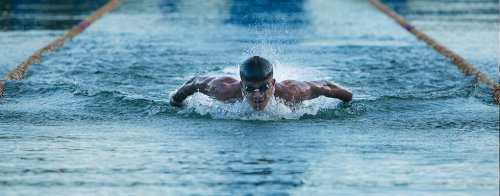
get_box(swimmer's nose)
[251,93,264,103]
[252,92,265,99]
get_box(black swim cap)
[240,56,273,82]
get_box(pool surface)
[0,0,498,195]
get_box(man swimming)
[170,56,353,110]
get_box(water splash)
[177,43,336,120]
[176,92,341,120]
[241,43,324,81]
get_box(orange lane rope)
[0,0,122,97]
[369,0,500,105]
[0,81,3,97]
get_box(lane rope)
[369,0,500,105]
[0,81,3,97]
[0,0,122,97]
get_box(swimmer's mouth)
[253,100,264,109]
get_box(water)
[0,0,498,195]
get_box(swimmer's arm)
[170,76,241,106]
[170,76,214,107]
[308,81,353,103]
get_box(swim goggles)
[244,83,270,93]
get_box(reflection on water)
[158,0,232,26]
[0,0,107,30]
[226,0,306,27]
[158,0,307,27]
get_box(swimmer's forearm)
[320,89,352,102]
[319,83,352,103]
[311,81,353,103]
[170,76,212,106]
[170,85,204,106]
[334,89,353,103]
[170,87,192,106]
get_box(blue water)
[0,0,498,195]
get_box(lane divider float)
[0,0,122,97]
[369,0,500,104]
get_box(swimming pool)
[0,0,498,194]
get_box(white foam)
[176,92,341,121]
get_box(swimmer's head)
[240,56,275,111]
[240,56,273,82]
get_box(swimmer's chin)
[251,103,268,111]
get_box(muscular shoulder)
[208,76,242,101]
[210,76,239,85]
[275,80,313,103]
[278,80,311,90]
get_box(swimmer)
[170,56,353,110]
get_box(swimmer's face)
[241,78,276,111]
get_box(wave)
[71,88,178,117]
[79,80,484,121]
[167,82,495,121]
[4,80,491,123]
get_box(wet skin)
[170,76,353,110]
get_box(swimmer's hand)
[169,94,184,107]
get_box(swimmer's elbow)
[182,76,199,88]
[183,76,211,92]
[185,76,206,84]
